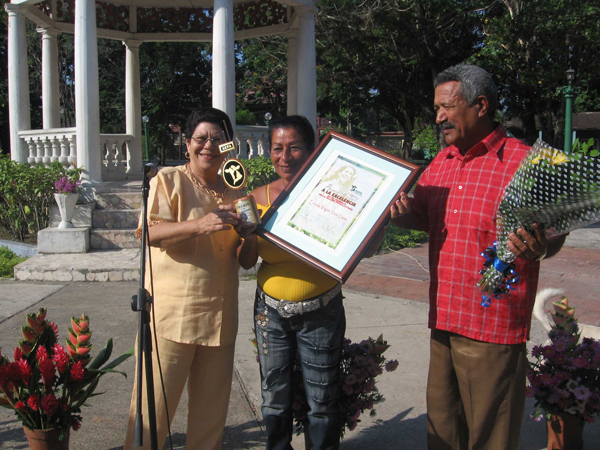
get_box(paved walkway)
[347,234,600,327]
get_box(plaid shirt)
[412,126,539,344]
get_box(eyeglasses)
[190,135,225,146]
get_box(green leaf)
[87,338,113,371]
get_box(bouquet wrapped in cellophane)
[477,139,600,306]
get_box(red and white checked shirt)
[412,126,540,344]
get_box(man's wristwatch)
[535,249,547,261]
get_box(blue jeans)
[254,290,346,450]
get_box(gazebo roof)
[9,0,315,41]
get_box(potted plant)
[251,333,399,443]
[0,308,133,449]
[53,171,82,229]
[527,297,600,450]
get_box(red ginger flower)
[39,358,56,388]
[13,348,22,361]
[71,415,82,431]
[28,394,40,411]
[52,344,70,373]
[17,359,31,385]
[41,394,59,415]
[70,361,85,384]
[6,362,21,384]
[14,401,26,410]
[36,345,48,361]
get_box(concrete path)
[1,276,598,449]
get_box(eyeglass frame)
[190,135,226,146]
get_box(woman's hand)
[234,222,257,239]
[196,205,241,234]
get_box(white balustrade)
[236,125,269,159]
[17,129,133,181]
[100,134,133,181]
[18,128,77,168]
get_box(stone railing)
[236,125,269,159]
[100,134,133,181]
[17,129,134,181]
[18,128,78,168]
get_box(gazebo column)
[287,31,299,116]
[75,0,102,194]
[296,6,318,136]
[213,0,236,131]
[38,28,61,129]
[124,40,143,179]
[6,5,31,162]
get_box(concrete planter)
[54,192,79,229]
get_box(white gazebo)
[6,0,317,196]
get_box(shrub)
[243,156,279,192]
[0,156,82,241]
[380,226,428,252]
[0,246,27,278]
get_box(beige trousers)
[427,329,527,450]
[124,336,235,450]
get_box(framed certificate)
[256,131,422,283]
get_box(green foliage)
[573,138,599,157]
[0,157,80,241]
[0,246,27,278]
[471,0,600,146]
[380,226,428,253]
[243,156,279,192]
[236,108,257,125]
[413,125,439,160]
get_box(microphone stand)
[130,164,158,449]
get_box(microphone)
[143,162,158,178]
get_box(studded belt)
[257,283,342,318]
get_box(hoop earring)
[185,151,190,159]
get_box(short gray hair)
[434,65,498,118]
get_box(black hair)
[184,107,233,141]
[268,115,316,153]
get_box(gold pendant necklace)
[184,163,229,200]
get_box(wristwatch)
[535,249,547,261]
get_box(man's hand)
[507,223,548,261]
[390,192,411,219]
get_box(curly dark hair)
[184,107,234,141]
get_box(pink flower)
[531,345,543,358]
[345,375,357,385]
[347,420,358,431]
[36,345,48,361]
[385,360,399,372]
[342,384,354,396]
[525,386,534,398]
[41,394,59,415]
[572,357,588,369]
[573,386,592,401]
[71,416,82,431]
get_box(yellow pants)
[124,336,235,450]
[427,329,527,450]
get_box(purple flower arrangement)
[54,176,81,195]
[527,297,600,423]
[292,334,398,438]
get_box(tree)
[471,0,600,146]
[316,0,489,158]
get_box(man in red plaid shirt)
[391,65,566,449]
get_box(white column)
[124,40,143,178]
[38,28,61,129]
[296,6,318,139]
[75,0,102,189]
[213,0,236,132]
[287,31,299,116]
[6,5,31,162]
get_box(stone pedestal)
[37,227,90,253]
[49,203,94,228]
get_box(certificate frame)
[256,131,422,283]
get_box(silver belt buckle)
[277,299,301,318]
